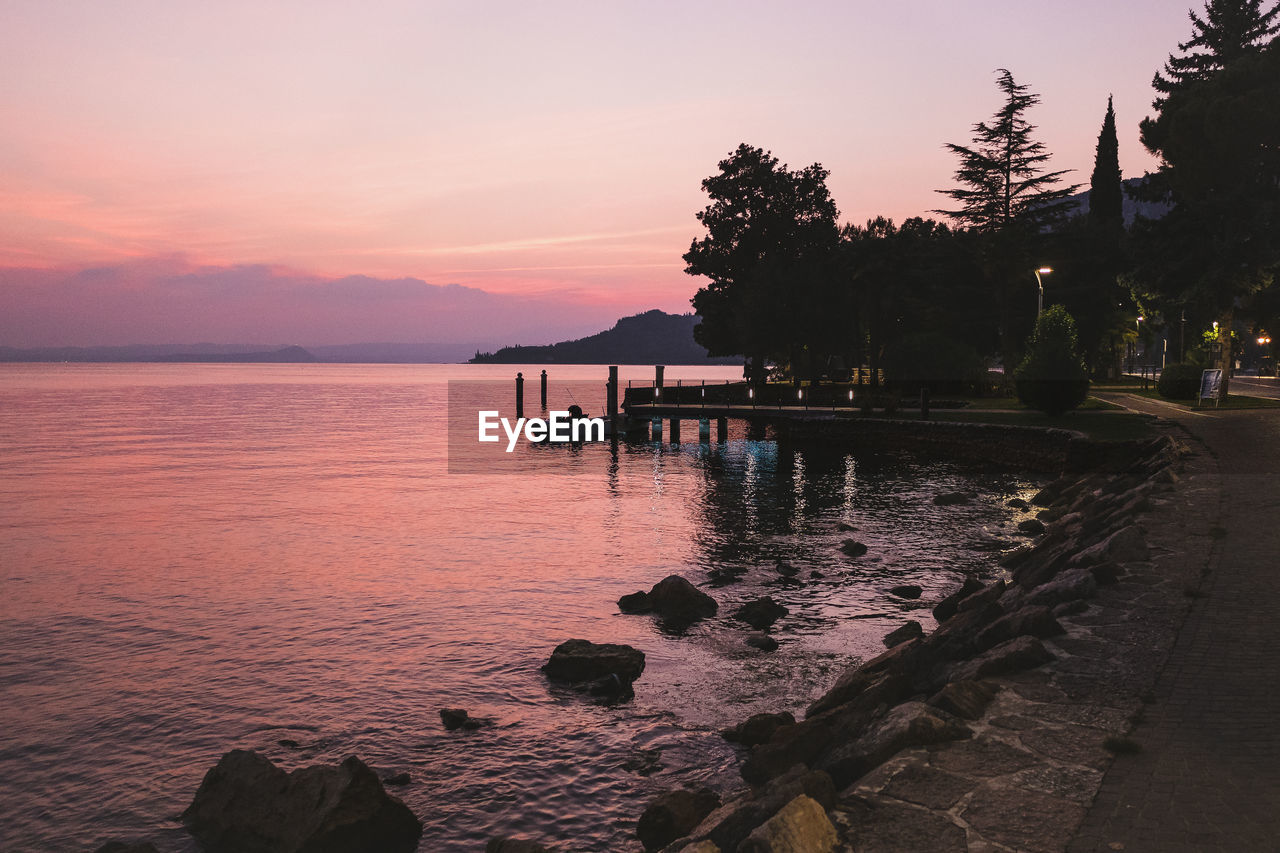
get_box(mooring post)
[669,417,681,444]
[540,369,548,410]
[920,388,930,420]
[699,418,710,442]
[607,365,619,426]
[655,365,665,401]
[515,372,524,420]
[716,417,728,442]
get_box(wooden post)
[540,369,548,409]
[699,418,710,442]
[669,418,681,444]
[655,365,665,400]
[607,366,619,422]
[716,417,728,442]
[515,372,524,420]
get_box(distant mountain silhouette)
[1064,175,1171,225]
[0,343,319,363]
[471,310,738,365]
[153,345,319,363]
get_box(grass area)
[935,395,1122,412]
[919,409,1157,442]
[1106,387,1280,409]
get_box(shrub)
[1014,306,1090,416]
[1157,362,1202,400]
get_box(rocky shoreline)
[590,431,1206,853]
[94,428,1210,853]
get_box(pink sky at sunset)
[0,1,1194,346]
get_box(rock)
[889,584,922,599]
[1053,599,1090,618]
[637,787,722,852]
[956,580,1006,614]
[648,575,718,623]
[737,795,836,853]
[439,708,490,731]
[618,591,653,613]
[382,772,411,786]
[927,679,998,720]
[775,562,799,577]
[181,750,422,853]
[840,539,868,558]
[817,702,971,789]
[953,636,1054,682]
[94,843,160,853]
[734,597,788,629]
[722,712,796,746]
[1017,518,1046,535]
[588,672,635,700]
[1007,498,1030,509]
[931,577,984,623]
[809,571,825,579]
[1071,525,1149,567]
[675,842,721,853]
[542,639,645,684]
[932,492,970,506]
[837,521,857,532]
[678,767,833,853]
[486,838,554,853]
[277,738,301,749]
[1031,481,1066,507]
[746,632,780,652]
[1089,561,1123,585]
[1024,569,1098,609]
[975,606,1064,651]
[882,620,923,647]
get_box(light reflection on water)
[0,364,1042,852]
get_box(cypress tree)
[1088,97,1124,228]
[1152,0,1279,107]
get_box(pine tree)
[1088,96,1124,228]
[1152,0,1279,107]
[935,69,1080,233]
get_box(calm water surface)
[0,364,1043,852]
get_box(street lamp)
[1034,267,1053,316]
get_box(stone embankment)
[621,433,1213,853]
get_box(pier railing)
[621,375,887,412]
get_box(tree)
[685,144,840,385]
[1014,305,1090,416]
[1152,0,1279,107]
[1135,13,1279,396]
[1088,96,1124,228]
[936,69,1080,371]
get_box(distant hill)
[0,344,319,363]
[471,310,738,365]
[1064,175,1171,225]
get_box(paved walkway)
[1070,397,1280,851]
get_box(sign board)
[1199,368,1222,405]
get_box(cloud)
[0,258,632,348]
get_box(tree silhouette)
[1089,96,1124,229]
[936,70,1079,233]
[936,69,1079,371]
[1152,0,1279,107]
[685,144,840,384]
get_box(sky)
[0,0,1198,347]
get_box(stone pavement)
[1070,400,1280,852]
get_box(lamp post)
[1034,267,1053,316]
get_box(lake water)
[0,364,1042,852]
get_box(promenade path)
[1069,392,1280,851]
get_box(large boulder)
[676,767,835,853]
[931,577,984,623]
[647,575,718,623]
[733,597,788,630]
[542,639,645,684]
[737,795,837,853]
[722,712,796,747]
[974,606,1064,651]
[882,620,924,648]
[181,750,422,853]
[817,702,971,789]
[637,787,721,851]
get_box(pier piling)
[540,370,548,410]
[516,372,524,420]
